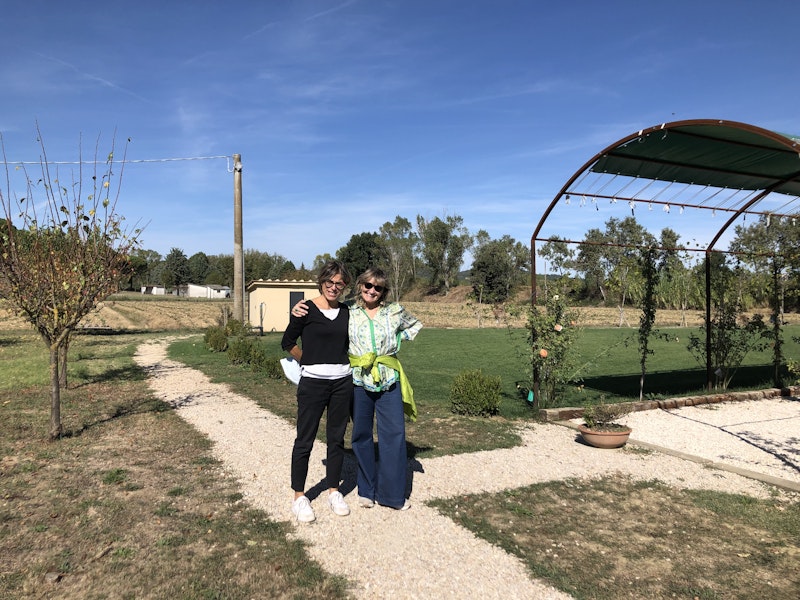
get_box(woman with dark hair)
[346,267,422,510]
[281,260,353,523]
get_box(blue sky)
[2,0,800,270]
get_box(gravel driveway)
[134,338,800,599]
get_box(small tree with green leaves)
[637,246,660,401]
[527,287,581,408]
[416,214,472,294]
[379,215,417,301]
[0,129,141,439]
[687,253,769,390]
[161,247,190,290]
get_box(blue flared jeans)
[351,383,407,508]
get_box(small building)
[184,283,231,299]
[140,285,167,295]
[246,279,319,333]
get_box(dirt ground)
[1,288,794,332]
[0,296,231,332]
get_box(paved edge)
[556,420,800,493]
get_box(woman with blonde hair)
[347,267,422,510]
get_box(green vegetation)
[431,475,800,600]
[174,325,800,415]
[525,291,582,407]
[166,325,800,460]
[449,369,502,416]
[0,330,348,599]
[3,327,798,599]
[407,326,800,409]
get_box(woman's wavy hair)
[355,267,389,308]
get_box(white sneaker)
[292,495,315,523]
[358,496,375,508]
[328,491,351,516]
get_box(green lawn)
[407,325,799,409]
[4,327,798,600]
[217,325,800,413]
[168,324,800,450]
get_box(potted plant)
[578,398,633,449]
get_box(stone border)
[539,385,800,422]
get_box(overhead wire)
[4,155,231,167]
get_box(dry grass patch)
[431,473,800,600]
[0,335,348,599]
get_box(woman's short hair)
[355,267,389,307]
[317,260,352,291]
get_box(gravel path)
[134,338,800,599]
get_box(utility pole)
[233,154,244,323]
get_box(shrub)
[224,336,284,378]
[247,341,266,371]
[687,312,769,390]
[226,336,254,365]
[225,318,246,337]
[252,354,284,379]
[450,369,501,417]
[247,342,283,378]
[204,326,228,352]
[788,357,800,386]
[582,398,632,430]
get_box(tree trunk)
[618,288,630,327]
[49,345,63,440]
[58,334,70,388]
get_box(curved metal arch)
[708,171,800,250]
[530,118,800,397]
[532,119,800,298]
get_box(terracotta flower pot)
[578,425,632,449]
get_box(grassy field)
[0,331,347,599]
[167,325,800,459]
[177,325,800,415]
[2,324,799,599]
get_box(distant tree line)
[128,212,531,304]
[540,214,800,317]
[126,247,310,292]
[128,211,799,313]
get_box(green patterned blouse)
[348,302,422,392]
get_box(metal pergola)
[531,119,800,395]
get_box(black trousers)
[291,374,353,493]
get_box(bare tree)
[0,128,142,439]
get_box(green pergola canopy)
[533,119,800,251]
[590,121,800,198]
[531,119,800,392]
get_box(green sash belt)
[349,352,417,422]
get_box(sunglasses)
[362,282,385,293]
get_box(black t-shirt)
[281,301,349,366]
